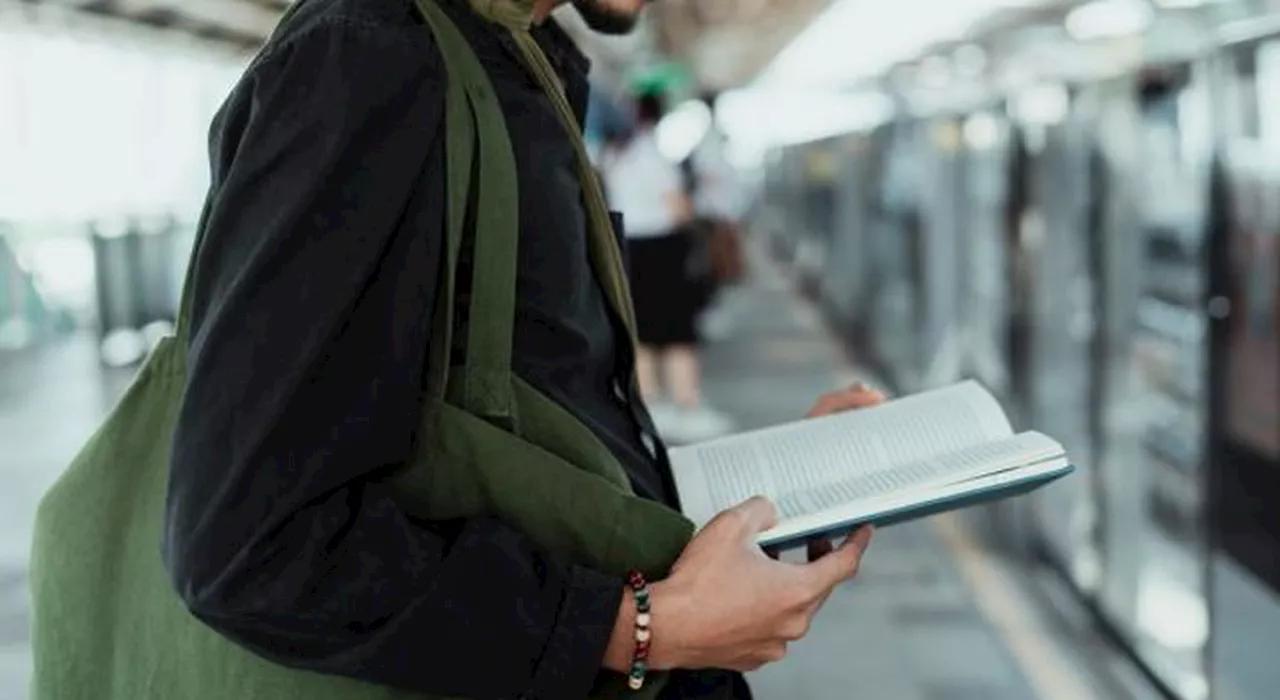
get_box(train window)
[1208,38,1280,700]
[1218,164,1280,462]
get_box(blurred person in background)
[685,90,748,341]
[600,90,735,443]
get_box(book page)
[772,431,1062,521]
[671,380,1018,526]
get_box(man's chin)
[571,0,640,35]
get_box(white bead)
[636,628,651,643]
[636,612,651,627]
[628,677,644,690]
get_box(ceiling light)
[1065,0,1154,42]
[1153,0,1224,7]
[1010,83,1070,125]
[919,55,952,87]
[954,44,988,76]
[758,0,1054,89]
[963,112,1002,149]
[716,88,896,151]
[655,100,713,163]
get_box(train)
[755,16,1280,700]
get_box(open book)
[669,380,1073,550]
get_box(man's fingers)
[847,524,874,555]
[807,388,888,418]
[806,526,874,591]
[732,496,781,534]
[841,389,887,408]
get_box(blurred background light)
[655,98,714,162]
[714,88,896,167]
[1065,0,1156,42]
[756,0,1051,90]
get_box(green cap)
[628,61,690,96]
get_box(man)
[164,0,878,698]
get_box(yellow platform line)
[933,513,1099,700]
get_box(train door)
[794,139,842,294]
[1093,63,1214,700]
[1090,73,1145,661]
[952,106,1031,551]
[1010,82,1105,588]
[763,148,807,263]
[867,119,924,390]
[956,107,1016,405]
[917,116,966,390]
[1207,36,1280,700]
[821,133,874,344]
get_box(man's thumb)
[733,496,780,534]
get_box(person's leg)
[639,342,685,437]
[636,344,662,403]
[662,344,734,442]
[626,235,664,404]
[663,344,702,409]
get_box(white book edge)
[755,454,1071,547]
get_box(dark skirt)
[626,230,702,348]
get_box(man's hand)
[806,382,888,419]
[640,498,874,674]
[601,384,887,676]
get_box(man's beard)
[571,0,641,35]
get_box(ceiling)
[14,0,1279,89]
[7,0,836,88]
[649,0,833,89]
[10,0,287,49]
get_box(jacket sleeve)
[163,19,622,700]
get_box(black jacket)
[162,0,744,698]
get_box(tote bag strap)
[413,0,520,427]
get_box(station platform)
[0,252,1152,700]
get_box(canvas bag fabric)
[29,2,696,699]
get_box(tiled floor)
[0,253,1128,700]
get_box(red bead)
[636,640,650,653]
[627,570,646,589]
[636,647,650,660]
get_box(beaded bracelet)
[625,570,652,691]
